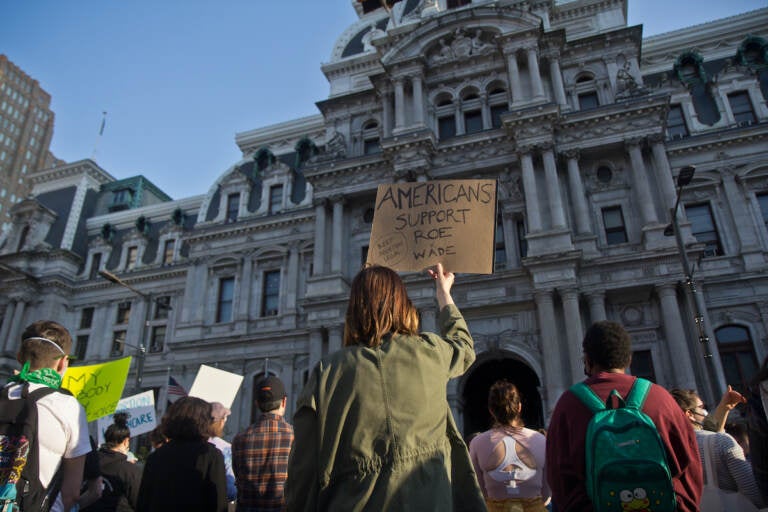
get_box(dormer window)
[226,193,240,223]
[269,185,283,215]
[110,188,133,212]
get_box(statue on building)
[325,131,346,158]
[615,61,641,97]
[362,23,386,52]
[431,38,454,65]
[470,30,493,56]
[451,28,472,58]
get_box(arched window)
[715,325,758,393]
[487,83,508,128]
[434,92,456,140]
[461,88,482,134]
[574,72,599,110]
[362,120,381,155]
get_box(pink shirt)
[469,427,550,501]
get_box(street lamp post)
[663,165,723,399]
[99,269,170,392]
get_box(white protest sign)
[188,365,243,409]
[96,390,156,446]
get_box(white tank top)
[487,436,537,496]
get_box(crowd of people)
[3,263,768,511]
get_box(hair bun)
[113,411,130,429]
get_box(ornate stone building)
[1,0,767,436]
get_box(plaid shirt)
[232,412,294,511]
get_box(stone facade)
[1,0,767,437]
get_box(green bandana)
[7,361,62,389]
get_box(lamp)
[663,165,723,398]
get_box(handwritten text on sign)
[63,357,131,422]
[97,390,157,445]
[366,180,497,274]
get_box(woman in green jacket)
[285,263,486,511]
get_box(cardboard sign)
[366,179,497,273]
[63,357,131,422]
[96,390,157,446]
[188,365,243,409]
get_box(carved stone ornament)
[428,28,496,66]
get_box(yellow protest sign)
[366,179,497,274]
[62,357,132,422]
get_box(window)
[490,104,506,129]
[578,92,599,110]
[226,193,240,223]
[630,350,656,382]
[116,302,131,324]
[715,325,758,393]
[75,335,89,361]
[111,330,126,356]
[89,253,102,280]
[150,325,166,353]
[162,239,175,265]
[363,138,381,155]
[667,105,689,139]
[464,110,483,134]
[516,219,527,259]
[685,203,723,257]
[361,245,369,266]
[438,115,456,139]
[269,185,283,215]
[216,277,235,323]
[447,0,470,7]
[126,246,138,270]
[494,213,506,269]
[262,270,280,317]
[602,206,628,245]
[758,193,768,232]
[80,307,94,329]
[154,296,171,319]
[362,121,381,155]
[728,91,756,126]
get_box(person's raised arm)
[427,262,455,310]
[704,385,747,432]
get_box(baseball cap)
[256,375,286,404]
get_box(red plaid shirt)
[232,412,294,511]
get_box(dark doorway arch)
[462,357,543,438]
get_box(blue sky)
[1,0,765,199]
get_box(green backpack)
[570,378,677,512]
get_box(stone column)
[657,284,697,389]
[564,150,592,235]
[587,292,607,323]
[381,88,393,137]
[309,329,323,373]
[722,168,759,252]
[561,288,585,383]
[331,197,345,273]
[0,301,16,352]
[394,79,406,130]
[286,243,299,312]
[542,146,566,229]
[626,139,658,226]
[548,53,568,107]
[313,200,327,276]
[527,47,546,100]
[455,100,465,135]
[328,325,343,354]
[506,50,524,105]
[412,74,425,127]
[237,256,253,320]
[535,290,566,414]
[519,149,542,232]
[649,136,678,217]
[7,300,27,350]
[480,93,491,130]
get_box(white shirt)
[6,382,91,511]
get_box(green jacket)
[284,304,487,512]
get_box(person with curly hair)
[137,396,227,511]
[470,380,550,512]
[546,321,703,511]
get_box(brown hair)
[488,380,523,427]
[160,397,213,441]
[669,388,699,413]
[18,320,73,370]
[343,265,419,347]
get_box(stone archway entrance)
[461,357,543,437]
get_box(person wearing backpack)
[545,321,703,512]
[2,320,92,512]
